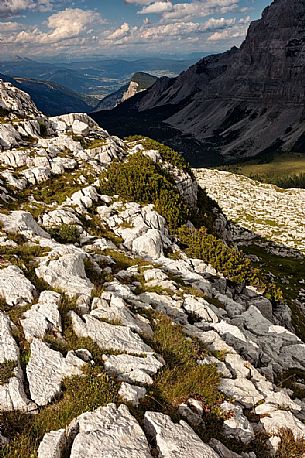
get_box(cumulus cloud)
[0,0,53,17]
[4,8,104,45]
[0,0,254,58]
[0,20,22,31]
[107,22,131,41]
[162,0,239,22]
[138,1,173,14]
[124,0,152,4]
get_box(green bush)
[38,121,48,138]
[177,225,283,302]
[125,136,193,175]
[100,152,190,230]
[48,224,80,244]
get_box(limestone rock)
[260,410,305,441]
[27,339,86,406]
[0,312,36,412]
[118,382,146,406]
[71,312,153,354]
[144,411,219,457]
[103,353,163,385]
[70,404,152,458]
[0,211,50,239]
[36,248,93,299]
[132,228,163,259]
[38,429,67,458]
[220,401,254,444]
[21,291,62,341]
[219,378,264,408]
[0,265,36,307]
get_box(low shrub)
[125,136,193,175]
[100,152,190,230]
[48,224,80,244]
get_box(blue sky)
[0,0,271,59]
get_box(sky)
[0,0,272,59]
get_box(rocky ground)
[0,80,305,457]
[195,168,305,257]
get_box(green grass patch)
[142,313,222,413]
[0,360,16,384]
[218,152,305,189]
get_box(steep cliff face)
[92,0,305,165]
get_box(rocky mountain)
[93,72,158,111]
[0,79,305,457]
[0,73,91,116]
[92,0,305,167]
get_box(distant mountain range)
[93,72,158,112]
[0,57,195,102]
[92,0,305,167]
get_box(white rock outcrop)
[0,265,36,307]
[27,339,86,406]
[144,411,220,457]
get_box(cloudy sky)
[0,0,271,59]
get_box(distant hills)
[0,73,91,116]
[0,57,195,103]
[92,0,305,167]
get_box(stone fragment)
[260,410,305,440]
[0,266,35,307]
[71,312,152,354]
[72,120,90,136]
[144,411,219,457]
[118,382,146,406]
[70,404,152,457]
[183,295,219,323]
[0,211,50,239]
[219,378,264,408]
[0,312,36,412]
[27,339,86,406]
[220,401,254,444]
[198,356,232,378]
[36,248,93,299]
[103,353,163,385]
[38,429,67,458]
[21,291,61,341]
[132,229,163,259]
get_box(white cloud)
[0,0,53,17]
[124,0,152,4]
[5,8,104,45]
[107,22,131,41]
[138,1,173,14]
[162,0,239,22]
[208,21,250,41]
[0,20,22,31]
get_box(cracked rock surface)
[0,79,304,457]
